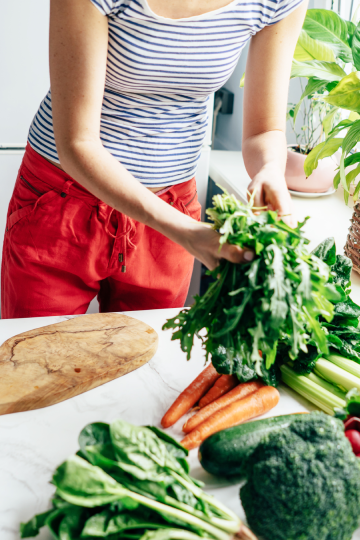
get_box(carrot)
[181,385,280,450]
[161,364,221,428]
[183,380,263,433]
[198,374,239,408]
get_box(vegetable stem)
[280,364,346,415]
[171,471,241,532]
[163,495,239,535]
[314,358,360,393]
[326,354,360,379]
[110,487,233,540]
[304,371,347,401]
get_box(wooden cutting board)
[0,313,158,415]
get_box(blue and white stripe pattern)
[28,0,303,187]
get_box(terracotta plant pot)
[285,144,337,193]
[345,202,360,274]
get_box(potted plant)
[286,91,341,193]
[289,10,360,200]
[285,8,360,271]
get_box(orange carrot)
[198,374,239,408]
[161,364,221,428]
[181,385,280,450]
[183,380,263,433]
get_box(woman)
[2,0,307,318]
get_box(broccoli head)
[240,412,360,540]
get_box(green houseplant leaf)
[336,119,360,201]
[322,107,339,137]
[322,72,360,112]
[352,21,360,70]
[294,29,336,62]
[348,20,357,47]
[291,59,346,81]
[303,9,352,62]
[304,138,343,177]
[293,77,329,123]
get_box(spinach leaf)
[57,506,87,540]
[20,509,54,538]
[331,254,352,292]
[110,420,184,481]
[146,427,189,474]
[79,422,111,453]
[81,508,166,537]
[53,455,133,508]
[311,237,336,266]
[334,295,360,321]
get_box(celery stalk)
[315,358,360,393]
[326,354,360,379]
[304,372,347,401]
[280,364,346,415]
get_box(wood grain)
[0,313,158,415]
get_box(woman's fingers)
[219,243,254,264]
[265,184,295,227]
[248,176,296,228]
[247,179,264,208]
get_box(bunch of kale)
[163,192,360,385]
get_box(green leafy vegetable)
[21,420,249,540]
[163,192,341,386]
[335,388,360,419]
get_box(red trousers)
[1,143,201,318]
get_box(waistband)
[23,142,196,204]
[23,143,102,205]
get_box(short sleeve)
[266,0,305,26]
[89,0,125,16]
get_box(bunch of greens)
[21,419,253,540]
[163,192,343,386]
[279,237,360,416]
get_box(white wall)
[0,0,50,144]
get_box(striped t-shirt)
[28,0,303,187]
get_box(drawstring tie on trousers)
[104,208,136,272]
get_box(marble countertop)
[1,153,360,539]
[0,309,326,540]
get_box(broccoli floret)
[240,412,360,540]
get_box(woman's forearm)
[59,139,201,245]
[242,130,287,180]
[58,139,254,270]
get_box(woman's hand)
[247,167,295,227]
[179,221,254,271]
[241,1,308,230]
